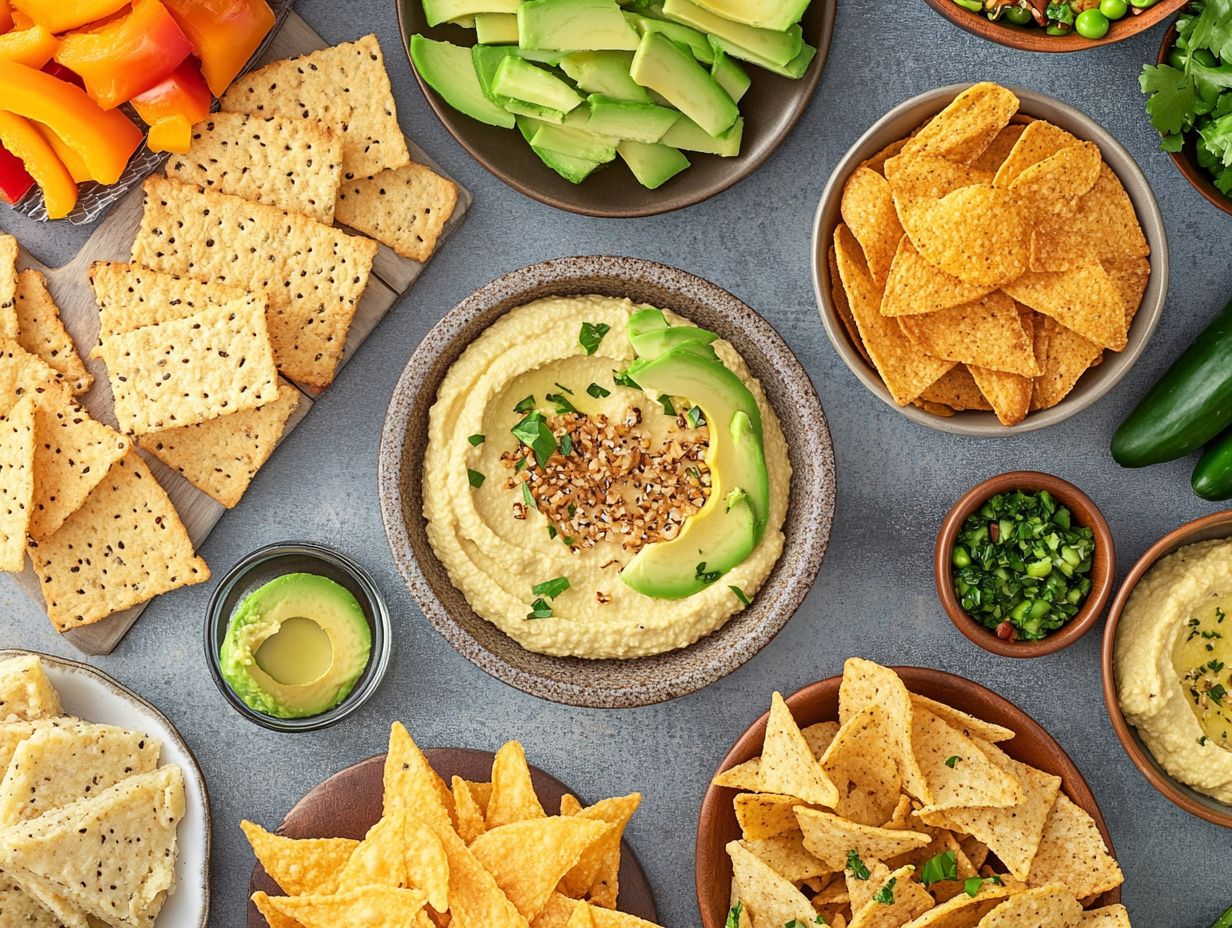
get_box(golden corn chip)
[795,808,931,871]
[899,291,1040,377]
[383,723,454,833]
[958,835,991,872]
[802,722,841,759]
[567,900,597,928]
[891,190,940,248]
[914,398,956,417]
[863,138,909,175]
[993,120,1081,187]
[881,239,997,318]
[885,151,992,201]
[902,83,1019,165]
[452,775,488,844]
[559,793,583,817]
[1104,257,1150,326]
[847,860,889,915]
[727,840,817,928]
[833,226,955,407]
[967,365,1032,427]
[911,707,1024,811]
[969,124,1025,174]
[487,740,547,829]
[239,820,357,897]
[535,893,581,928]
[405,824,449,913]
[909,695,1014,743]
[849,865,933,928]
[436,826,527,928]
[815,876,851,906]
[713,758,763,792]
[928,835,981,904]
[897,881,1014,928]
[839,658,931,802]
[1030,316,1103,412]
[339,807,412,889]
[1009,142,1101,221]
[559,793,641,907]
[737,833,828,883]
[734,793,802,841]
[974,883,1082,928]
[467,780,493,812]
[1029,165,1149,273]
[829,245,873,366]
[1003,262,1128,351]
[884,794,915,830]
[1082,905,1131,927]
[584,902,669,928]
[912,186,1030,288]
[761,692,839,808]
[539,894,665,928]
[250,892,306,928]
[1025,794,1123,899]
[819,706,902,827]
[261,886,428,928]
[841,167,904,288]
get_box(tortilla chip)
[899,292,1039,376]
[913,398,955,417]
[0,657,61,723]
[382,722,454,833]
[967,365,1031,427]
[833,226,954,406]
[567,900,596,928]
[734,793,802,841]
[335,163,460,262]
[558,793,640,908]
[911,186,1029,288]
[884,794,915,830]
[829,245,872,365]
[1082,905,1130,926]
[436,826,527,928]
[909,695,1014,744]
[0,883,59,928]
[240,820,357,896]
[727,840,816,928]
[12,271,89,395]
[820,705,902,827]
[974,883,1081,928]
[1025,794,1123,898]
[968,124,1025,174]
[923,835,981,905]
[1029,165,1149,272]
[863,138,908,175]
[880,238,995,318]
[712,758,763,792]
[1029,316,1102,412]
[885,151,993,201]
[803,722,841,758]
[261,886,428,928]
[841,167,904,288]
[738,833,828,883]
[993,120,1081,187]
[898,882,1014,928]
[839,658,930,801]
[795,808,932,871]
[901,83,1019,165]
[761,692,839,807]
[0,235,16,339]
[251,891,310,928]
[1003,262,1127,351]
[911,708,1023,810]
[917,367,991,413]
[487,740,546,830]
[1104,257,1150,325]
[0,395,35,571]
[338,807,415,890]
[849,865,933,928]
[1008,142,1101,221]
[452,775,488,844]
[847,860,888,915]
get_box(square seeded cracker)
[131,177,378,389]
[335,162,459,262]
[220,34,410,180]
[27,451,209,631]
[0,235,17,339]
[0,396,35,572]
[139,382,302,508]
[165,112,344,225]
[99,294,280,435]
[13,270,91,395]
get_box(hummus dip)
[1115,538,1232,805]
[422,295,790,659]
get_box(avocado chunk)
[710,49,750,102]
[659,114,742,156]
[692,0,810,33]
[629,31,737,137]
[475,12,519,43]
[518,0,641,51]
[411,36,516,128]
[585,95,680,143]
[709,30,816,78]
[218,573,372,719]
[626,12,714,63]
[628,307,670,338]
[422,0,521,28]
[661,0,802,67]
[472,46,566,122]
[629,322,717,359]
[529,122,618,163]
[492,56,584,113]
[518,116,604,183]
[560,51,652,102]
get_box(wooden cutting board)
[8,14,471,655]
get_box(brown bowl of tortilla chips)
[811,82,1168,436]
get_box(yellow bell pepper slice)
[0,24,58,68]
[0,61,142,185]
[0,110,76,219]
[35,124,91,183]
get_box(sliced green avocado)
[518,116,604,183]
[422,0,521,28]
[661,0,802,66]
[709,31,816,78]
[628,307,670,338]
[692,0,809,32]
[659,114,742,156]
[629,31,737,137]
[629,324,717,359]
[710,49,750,102]
[518,0,641,51]
[474,12,519,42]
[559,51,652,102]
[585,95,680,143]
[625,12,714,63]
[492,56,584,113]
[410,36,516,128]
[473,47,565,121]
[529,122,618,163]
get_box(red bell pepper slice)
[0,1,13,34]
[162,0,274,97]
[0,110,76,218]
[0,24,57,68]
[0,60,143,184]
[53,0,192,110]
[0,142,35,206]
[9,0,128,36]
[131,58,211,153]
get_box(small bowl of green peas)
[935,471,1115,658]
[924,0,1188,53]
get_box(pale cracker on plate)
[0,656,61,723]
[334,162,459,262]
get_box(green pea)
[1129,0,1157,7]
[1003,5,1033,24]
[952,0,982,11]
[1075,8,1109,38]
[1046,23,1070,34]
[1099,0,1127,18]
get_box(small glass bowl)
[204,542,392,732]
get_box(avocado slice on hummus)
[219,573,371,719]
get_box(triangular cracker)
[12,270,90,394]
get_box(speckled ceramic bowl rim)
[811,83,1170,437]
[1101,510,1232,828]
[378,256,836,708]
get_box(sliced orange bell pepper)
[0,111,75,218]
[0,23,57,68]
[54,0,191,110]
[131,58,211,154]
[35,123,90,182]
[0,1,13,34]
[162,0,274,97]
[0,60,142,184]
[9,0,127,36]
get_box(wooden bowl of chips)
[695,662,1124,928]
[811,83,1168,436]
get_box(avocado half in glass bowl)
[204,542,392,732]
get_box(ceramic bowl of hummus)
[379,256,836,708]
[1103,511,1232,828]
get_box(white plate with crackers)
[812,83,1168,436]
[0,650,209,928]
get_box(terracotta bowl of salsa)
[934,471,1115,658]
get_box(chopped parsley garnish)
[579,322,611,355]
[695,562,722,585]
[548,525,558,540]
[685,405,706,428]
[846,849,870,880]
[467,469,485,488]
[560,433,574,455]
[784,919,827,928]
[546,391,577,415]
[512,411,557,466]
[920,850,958,885]
[567,502,577,517]
[527,597,553,620]
[725,902,743,928]
[945,755,962,768]
[514,457,527,473]
[873,877,897,905]
[964,875,1002,898]
[521,482,535,511]
[587,382,611,399]
[467,433,485,446]
[1210,684,1227,706]
[730,585,751,607]
[532,576,570,599]
[553,382,574,395]
[659,394,676,416]
[613,368,639,389]
[513,394,536,414]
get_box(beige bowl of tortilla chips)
[811,83,1168,436]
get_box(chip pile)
[0,655,186,928]
[831,82,1151,426]
[716,658,1130,928]
[244,722,664,928]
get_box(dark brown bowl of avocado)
[204,542,392,732]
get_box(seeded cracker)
[0,396,35,572]
[27,451,209,631]
[335,163,459,262]
[12,271,91,395]
[219,34,411,179]
[100,295,279,435]
[165,112,344,225]
[131,177,378,389]
[0,234,16,339]
[139,382,301,508]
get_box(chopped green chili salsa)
[951,489,1095,642]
